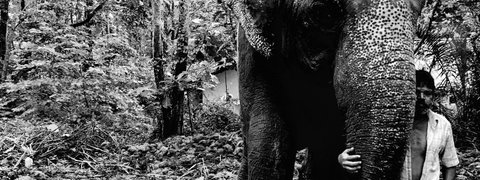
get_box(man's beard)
[415,101,429,116]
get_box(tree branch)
[71,0,108,28]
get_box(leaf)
[71,80,84,88]
[50,94,71,103]
[12,106,26,113]
[21,42,37,49]
[30,60,49,67]
[45,123,59,132]
[18,108,36,119]
[162,97,172,108]
[29,28,42,34]
[87,67,106,76]
[15,176,35,180]
[129,86,156,100]
[24,157,33,168]
[39,25,52,32]
[128,144,149,152]
[192,18,203,24]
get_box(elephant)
[223,0,426,179]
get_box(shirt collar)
[427,109,439,130]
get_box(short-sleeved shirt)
[400,110,460,180]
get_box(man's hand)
[442,166,456,180]
[338,147,362,173]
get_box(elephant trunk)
[334,0,418,179]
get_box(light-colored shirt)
[400,110,459,180]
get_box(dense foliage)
[415,0,480,149]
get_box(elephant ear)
[224,0,274,58]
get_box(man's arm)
[442,166,456,180]
[440,122,459,180]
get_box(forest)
[0,0,478,179]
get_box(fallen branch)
[80,147,97,162]
[179,163,198,178]
[13,152,26,169]
[86,144,110,154]
[67,155,97,171]
[103,163,136,174]
[142,174,188,179]
[71,0,108,28]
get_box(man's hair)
[416,70,435,91]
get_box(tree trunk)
[150,0,188,140]
[471,35,479,100]
[0,0,9,83]
[162,0,188,138]
[150,0,166,140]
[76,0,82,23]
[456,40,469,101]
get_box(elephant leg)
[247,105,295,179]
[237,25,295,179]
[237,85,295,180]
[237,120,248,180]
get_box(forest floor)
[1,118,479,180]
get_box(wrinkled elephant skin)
[229,0,425,179]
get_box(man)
[338,70,459,180]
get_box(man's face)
[415,85,433,116]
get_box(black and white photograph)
[0,0,479,179]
